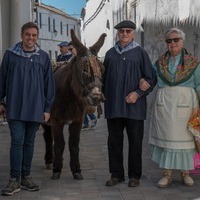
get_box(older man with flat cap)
[56,41,72,62]
[102,20,156,187]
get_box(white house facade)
[80,0,129,58]
[128,0,200,62]
[33,2,80,60]
[0,0,80,61]
[81,0,200,62]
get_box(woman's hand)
[139,78,150,91]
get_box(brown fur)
[42,29,106,180]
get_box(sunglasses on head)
[118,29,134,34]
[165,38,182,44]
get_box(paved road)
[0,112,200,200]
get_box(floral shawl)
[155,49,199,86]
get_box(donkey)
[42,29,106,180]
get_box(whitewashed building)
[81,0,200,62]
[0,0,80,61]
[34,2,80,60]
[80,0,128,58]
[128,0,200,62]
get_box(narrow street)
[0,110,200,200]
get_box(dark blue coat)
[0,42,55,123]
[103,43,156,120]
[56,53,72,62]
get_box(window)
[39,13,42,28]
[106,19,110,29]
[141,23,144,47]
[66,24,69,36]
[141,31,144,48]
[48,17,51,32]
[55,51,58,59]
[53,19,55,32]
[60,21,63,35]
[49,50,52,60]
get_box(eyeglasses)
[118,29,134,34]
[165,38,182,44]
[24,32,38,38]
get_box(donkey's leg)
[51,123,65,180]
[42,124,54,170]
[68,121,83,180]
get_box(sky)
[41,0,86,18]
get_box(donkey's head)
[71,29,106,106]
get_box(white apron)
[149,86,198,149]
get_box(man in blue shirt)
[56,41,72,62]
[103,20,156,187]
[0,22,55,196]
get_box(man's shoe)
[106,177,125,186]
[91,119,97,128]
[128,178,140,187]
[2,179,20,196]
[21,176,39,191]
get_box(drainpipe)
[10,0,32,45]
[126,0,129,19]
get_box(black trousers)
[107,118,144,180]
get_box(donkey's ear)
[89,33,107,56]
[70,29,87,57]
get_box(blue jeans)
[83,114,96,126]
[8,120,40,181]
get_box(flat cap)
[58,41,69,47]
[114,20,136,30]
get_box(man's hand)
[125,92,139,104]
[43,112,50,122]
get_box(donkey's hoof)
[46,163,53,170]
[73,173,83,180]
[51,172,61,180]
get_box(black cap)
[114,20,136,30]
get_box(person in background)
[67,41,77,58]
[56,41,72,62]
[102,20,156,187]
[149,27,200,188]
[82,113,97,130]
[0,22,55,196]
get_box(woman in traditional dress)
[149,27,200,187]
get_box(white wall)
[128,0,200,62]
[34,4,80,60]
[81,0,115,58]
[81,0,130,58]
[0,0,80,61]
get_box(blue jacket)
[56,53,72,62]
[0,42,55,123]
[103,40,156,120]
